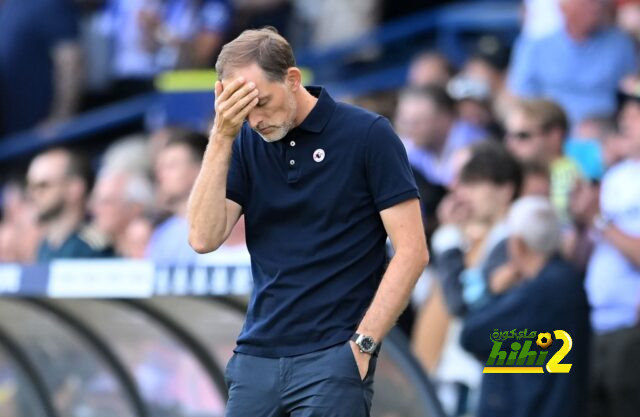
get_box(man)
[146,128,207,264]
[394,85,486,187]
[431,141,522,316]
[27,148,112,261]
[406,50,453,88]
[508,0,637,125]
[187,27,427,416]
[504,99,582,224]
[0,0,82,134]
[461,196,589,417]
[90,169,154,256]
[584,87,640,417]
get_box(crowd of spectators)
[2,0,640,417]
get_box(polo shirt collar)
[295,86,336,133]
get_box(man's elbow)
[416,247,430,271]
[188,233,221,254]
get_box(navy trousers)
[224,341,378,417]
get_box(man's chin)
[257,129,287,143]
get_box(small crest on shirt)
[313,149,325,162]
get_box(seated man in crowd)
[431,140,522,316]
[461,196,589,417]
[504,98,581,225]
[394,85,487,188]
[27,148,113,261]
[146,127,207,264]
[508,0,637,125]
[90,169,154,256]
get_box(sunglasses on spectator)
[506,130,538,141]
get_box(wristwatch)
[351,333,378,355]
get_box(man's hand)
[212,77,259,140]
[349,341,371,381]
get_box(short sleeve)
[40,0,80,48]
[226,127,249,207]
[199,0,232,34]
[365,117,419,212]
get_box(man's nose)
[248,110,262,130]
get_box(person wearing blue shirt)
[508,0,638,126]
[187,27,428,416]
[583,89,640,417]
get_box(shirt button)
[290,141,296,147]
[289,159,295,166]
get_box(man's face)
[504,110,547,163]
[394,96,451,149]
[155,145,200,207]
[90,174,134,238]
[26,153,69,223]
[223,63,297,142]
[456,180,510,223]
[561,0,606,37]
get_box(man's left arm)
[351,198,428,378]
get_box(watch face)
[360,336,375,352]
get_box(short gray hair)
[507,196,561,255]
[215,26,295,82]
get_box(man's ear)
[508,236,528,261]
[285,67,302,91]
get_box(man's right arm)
[187,77,258,253]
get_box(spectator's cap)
[447,75,491,102]
[469,35,511,72]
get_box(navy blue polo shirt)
[227,86,419,357]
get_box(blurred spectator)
[446,75,496,135]
[462,35,512,128]
[431,141,522,316]
[407,51,453,88]
[26,148,113,261]
[394,86,486,187]
[0,0,83,135]
[461,196,589,417]
[508,0,637,126]
[121,216,154,259]
[90,169,154,256]
[616,0,640,45]
[146,128,207,264]
[101,134,153,178]
[94,0,231,102]
[584,89,640,417]
[504,98,582,224]
[520,160,551,197]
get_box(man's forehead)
[222,63,270,86]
